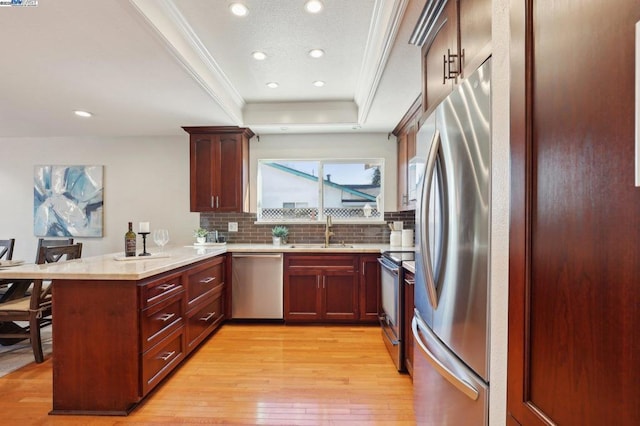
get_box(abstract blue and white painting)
[34,165,103,237]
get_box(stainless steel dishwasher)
[231,253,283,319]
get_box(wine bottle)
[125,222,137,257]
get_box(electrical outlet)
[228,222,238,232]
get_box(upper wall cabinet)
[393,96,422,211]
[411,0,491,115]
[183,126,254,212]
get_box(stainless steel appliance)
[413,58,491,425]
[378,250,414,372]
[231,253,283,319]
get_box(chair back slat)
[0,238,15,260]
[36,242,82,265]
[35,238,74,263]
[31,243,83,312]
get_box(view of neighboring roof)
[263,162,378,202]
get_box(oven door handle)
[377,257,400,274]
[379,316,400,345]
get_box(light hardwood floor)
[0,324,415,425]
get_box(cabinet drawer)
[140,290,184,352]
[141,327,185,396]
[286,254,357,270]
[186,257,223,308]
[186,288,224,353]
[141,272,184,309]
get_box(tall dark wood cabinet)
[183,126,254,212]
[508,1,640,425]
[421,0,458,115]
[418,0,491,116]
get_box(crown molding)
[128,0,245,124]
[354,0,409,125]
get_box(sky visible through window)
[276,161,379,185]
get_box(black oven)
[378,251,414,372]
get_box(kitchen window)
[257,159,384,223]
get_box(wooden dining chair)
[0,239,18,303]
[0,243,82,363]
[0,239,15,261]
[35,238,74,262]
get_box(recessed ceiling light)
[252,51,267,60]
[74,110,92,118]
[308,49,325,58]
[312,80,325,87]
[266,82,279,89]
[229,3,249,16]
[304,0,323,13]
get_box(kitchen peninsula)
[0,243,394,416]
[0,246,227,415]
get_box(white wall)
[0,136,200,262]
[249,132,396,213]
[490,0,510,425]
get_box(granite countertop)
[0,246,226,281]
[0,243,393,281]
[403,260,416,274]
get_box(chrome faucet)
[324,215,334,247]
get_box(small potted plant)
[194,228,208,244]
[271,225,288,245]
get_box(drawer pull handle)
[200,312,216,322]
[157,283,176,291]
[158,350,176,361]
[157,313,175,322]
[200,277,216,283]
[405,279,415,285]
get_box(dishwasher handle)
[232,254,283,259]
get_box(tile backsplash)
[200,210,415,244]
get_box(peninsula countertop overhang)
[0,243,398,281]
[0,246,227,281]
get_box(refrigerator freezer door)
[413,312,488,425]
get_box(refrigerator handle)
[412,312,479,401]
[420,129,441,309]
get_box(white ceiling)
[0,0,424,138]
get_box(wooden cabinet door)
[508,0,640,424]
[397,132,409,209]
[359,255,380,322]
[215,133,244,212]
[190,135,216,212]
[458,0,491,78]
[394,96,421,211]
[322,270,358,321]
[421,0,457,116]
[284,272,321,321]
[403,271,415,377]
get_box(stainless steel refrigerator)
[412,58,491,425]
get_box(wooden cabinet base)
[51,279,140,415]
[49,256,225,416]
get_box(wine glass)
[153,229,169,252]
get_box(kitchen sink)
[288,243,355,249]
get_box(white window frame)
[256,158,385,224]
